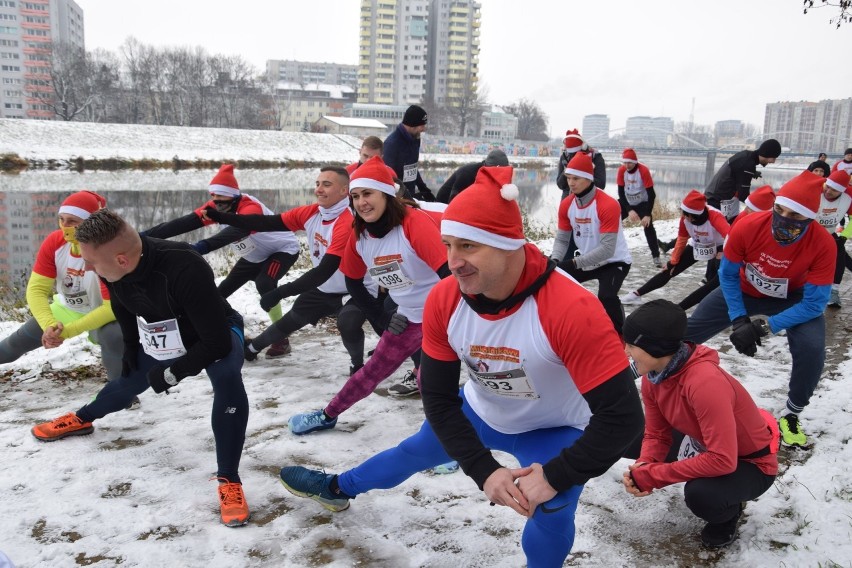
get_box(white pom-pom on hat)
[500,183,519,201]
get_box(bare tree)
[803,0,851,28]
[32,42,98,121]
[502,98,549,141]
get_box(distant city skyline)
[71,0,851,138]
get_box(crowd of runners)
[3,105,852,566]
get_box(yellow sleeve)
[60,300,117,339]
[25,272,56,332]
[841,217,852,239]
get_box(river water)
[0,156,805,302]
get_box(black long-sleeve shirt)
[107,237,238,379]
[704,150,760,205]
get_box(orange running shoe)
[215,478,250,527]
[32,412,94,441]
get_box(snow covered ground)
[2,219,852,568]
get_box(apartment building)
[0,0,84,119]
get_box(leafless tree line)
[37,37,280,129]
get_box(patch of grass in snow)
[0,152,27,173]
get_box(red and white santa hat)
[563,129,585,153]
[745,185,776,212]
[59,190,107,220]
[441,166,525,250]
[825,169,851,193]
[681,190,706,215]
[622,148,638,163]
[775,171,824,219]
[349,155,397,196]
[564,151,595,181]
[209,164,240,198]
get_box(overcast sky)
[74,0,849,138]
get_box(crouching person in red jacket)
[621,299,778,548]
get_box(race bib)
[745,263,789,299]
[692,242,717,261]
[677,435,706,461]
[62,291,92,312]
[230,238,257,258]
[720,198,740,219]
[368,260,413,290]
[403,163,417,183]
[465,360,540,400]
[136,316,187,361]
[626,191,645,206]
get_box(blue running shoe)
[288,409,337,435]
[279,466,350,512]
[431,460,459,475]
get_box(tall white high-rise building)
[764,98,852,154]
[0,0,84,119]
[582,114,610,145]
[358,0,429,105]
[425,0,480,107]
[357,0,480,108]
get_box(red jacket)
[631,344,778,491]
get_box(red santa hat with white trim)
[349,155,397,196]
[563,129,585,153]
[564,151,595,181]
[209,164,240,198]
[744,185,776,212]
[825,169,851,193]
[681,190,706,215]
[775,171,824,219]
[622,148,638,163]
[441,166,525,250]
[59,190,107,220]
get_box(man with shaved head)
[31,209,252,528]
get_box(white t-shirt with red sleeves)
[558,190,632,269]
[340,207,445,323]
[832,159,852,176]
[197,194,300,262]
[724,211,835,299]
[422,245,629,434]
[679,208,729,260]
[617,163,654,206]
[282,204,354,295]
[816,192,852,234]
[34,231,109,314]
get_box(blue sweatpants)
[76,325,249,483]
[685,287,825,414]
[337,390,585,568]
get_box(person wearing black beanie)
[383,104,436,202]
[622,299,779,549]
[704,138,782,223]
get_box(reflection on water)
[0,158,802,304]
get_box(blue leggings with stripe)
[337,390,585,568]
[76,324,249,483]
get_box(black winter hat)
[622,299,687,358]
[757,139,782,159]
[807,160,831,177]
[402,105,428,127]
[845,148,852,156]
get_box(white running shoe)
[620,291,643,305]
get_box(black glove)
[752,171,763,180]
[121,345,139,377]
[414,189,436,202]
[147,365,181,394]
[729,316,768,357]
[259,287,284,312]
[191,240,211,255]
[203,205,223,222]
[386,312,409,336]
